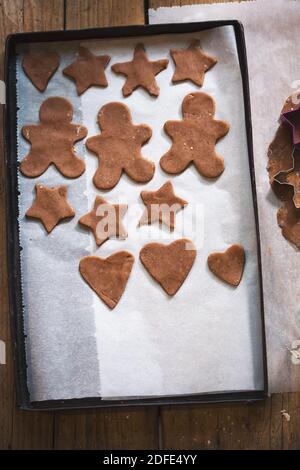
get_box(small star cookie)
[111,43,168,97]
[63,47,110,95]
[170,40,217,86]
[26,184,75,233]
[86,102,155,190]
[138,181,187,231]
[79,195,127,246]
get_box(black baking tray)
[4,19,268,410]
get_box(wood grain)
[54,0,160,450]
[0,0,300,451]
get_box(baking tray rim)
[4,19,268,410]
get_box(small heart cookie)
[140,239,196,296]
[79,252,134,309]
[22,51,60,92]
[207,244,245,287]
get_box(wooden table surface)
[0,0,299,450]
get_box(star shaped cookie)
[170,40,217,86]
[274,147,300,208]
[26,184,75,233]
[63,47,110,95]
[79,195,128,246]
[138,181,187,231]
[111,43,168,97]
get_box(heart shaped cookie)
[140,239,196,296]
[207,244,245,287]
[79,251,134,309]
[22,52,60,92]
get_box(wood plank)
[53,0,160,450]
[0,0,65,450]
[148,0,299,451]
[0,0,23,450]
[66,0,146,29]
[160,395,284,450]
[150,0,243,8]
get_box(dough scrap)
[63,47,110,95]
[274,148,300,208]
[79,252,135,309]
[20,97,87,178]
[207,244,245,287]
[160,92,229,179]
[22,51,59,92]
[79,195,127,246]
[171,40,217,86]
[138,180,187,231]
[139,239,196,296]
[26,184,75,233]
[86,101,155,190]
[111,43,168,97]
[277,199,300,249]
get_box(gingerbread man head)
[97,102,132,134]
[182,92,215,121]
[39,97,74,124]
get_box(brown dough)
[20,97,87,178]
[138,180,187,231]
[79,252,134,309]
[22,51,59,92]
[160,92,229,178]
[171,40,217,86]
[140,239,196,296]
[79,195,127,246]
[26,184,75,233]
[63,47,110,95]
[111,43,168,97]
[207,244,245,287]
[86,102,155,190]
[277,199,300,249]
[274,148,300,208]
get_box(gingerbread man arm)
[213,119,230,140]
[164,120,184,138]
[72,124,88,142]
[22,125,37,142]
[134,124,152,144]
[86,135,103,154]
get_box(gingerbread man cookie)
[20,97,87,178]
[86,102,155,190]
[111,43,168,97]
[160,92,229,179]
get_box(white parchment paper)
[149,0,300,393]
[16,26,264,401]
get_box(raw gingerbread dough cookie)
[86,102,155,190]
[26,184,75,233]
[207,244,245,287]
[79,195,127,246]
[111,43,168,97]
[140,239,196,296]
[170,40,217,86]
[63,47,110,95]
[20,97,87,178]
[22,51,60,92]
[138,180,187,231]
[79,252,134,309]
[160,92,229,178]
